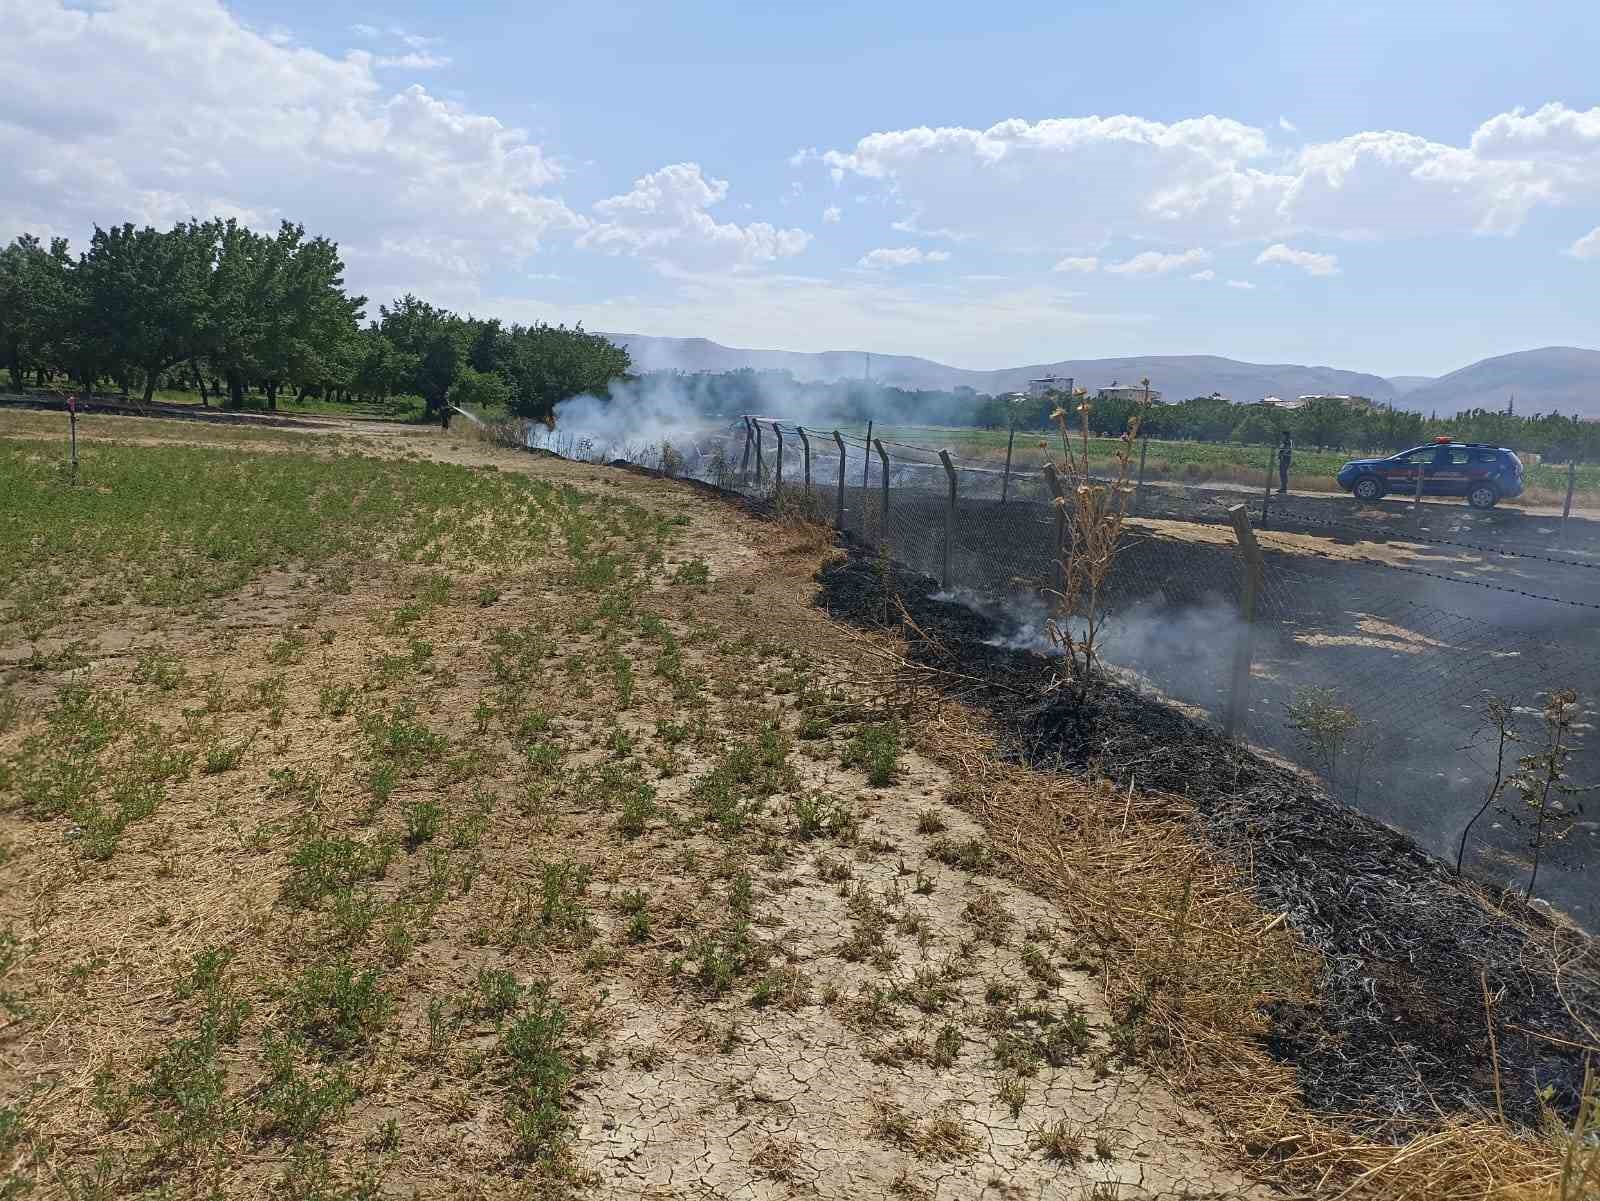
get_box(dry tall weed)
[917,705,1570,1201]
[1044,381,1147,694]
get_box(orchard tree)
[0,234,74,390]
[503,322,631,423]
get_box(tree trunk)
[6,357,20,391]
[265,381,278,411]
[226,370,245,410]
[193,363,209,407]
[142,368,158,405]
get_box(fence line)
[586,414,1597,896]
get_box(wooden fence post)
[739,416,753,481]
[938,450,956,590]
[874,438,890,550]
[1225,503,1263,740]
[754,419,765,483]
[1042,463,1067,595]
[1000,426,1016,505]
[797,426,811,492]
[833,431,847,528]
[772,421,784,493]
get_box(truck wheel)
[1353,475,1385,502]
[1468,484,1499,510]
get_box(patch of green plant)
[672,559,711,586]
[498,981,573,1163]
[284,822,394,907]
[841,722,901,787]
[403,798,445,848]
[132,648,187,691]
[258,1033,358,1139]
[285,959,391,1055]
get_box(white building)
[1095,381,1163,405]
[1027,375,1076,399]
[1260,396,1307,411]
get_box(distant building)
[1260,396,1307,411]
[1027,375,1075,398]
[1094,380,1164,404]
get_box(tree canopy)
[0,217,631,422]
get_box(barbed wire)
[1253,506,1600,572]
[1254,532,1600,611]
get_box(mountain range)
[605,334,1600,419]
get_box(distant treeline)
[0,219,630,420]
[651,367,1596,461]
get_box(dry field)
[0,410,1591,1200]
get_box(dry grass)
[916,705,1575,1200]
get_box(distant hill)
[604,333,1399,405]
[1386,375,1436,396]
[1395,347,1600,419]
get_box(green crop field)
[841,423,1600,506]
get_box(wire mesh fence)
[565,414,1599,904]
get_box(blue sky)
[5,0,1599,376]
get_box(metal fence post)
[1000,426,1016,505]
[1561,460,1577,539]
[773,421,784,493]
[874,438,890,550]
[862,419,874,494]
[1225,503,1263,739]
[739,416,753,481]
[938,450,956,589]
[754,419,765,483]
[1135,436,1148,513]
[833,431,847,528]
[1042,462,1067,595]
[797,426,811,493]
[1260,447,1274,525]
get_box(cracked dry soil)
[0,417,1264,1200]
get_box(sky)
[3,0,1599,378]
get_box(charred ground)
[816,544,1600,1131]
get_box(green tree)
[1230,408,1280,445]
[503,323,631,423]
[448,365,512,412]
[76,221,215,403]
[0,234,75,390]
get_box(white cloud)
[350,22,379,38]
[1053,255,1099,273]
[1255,242,1340,276]
[1226,279,1256,289]
[0,0,579,309]
[375,52,451,70]
[815,104,1600,250]
[1278,116,1297,133]
[1104,247,1210,276]
[1189,268,1215,280]
[582,163,810,270]
[1566,226,1600,259]
[822,204,841,223]
[858,246,951,269]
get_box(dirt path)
[362,428,1270,1198]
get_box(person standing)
[1277,430,1293,494]
[441,404,452,432]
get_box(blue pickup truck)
[1335,439,1525,509]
